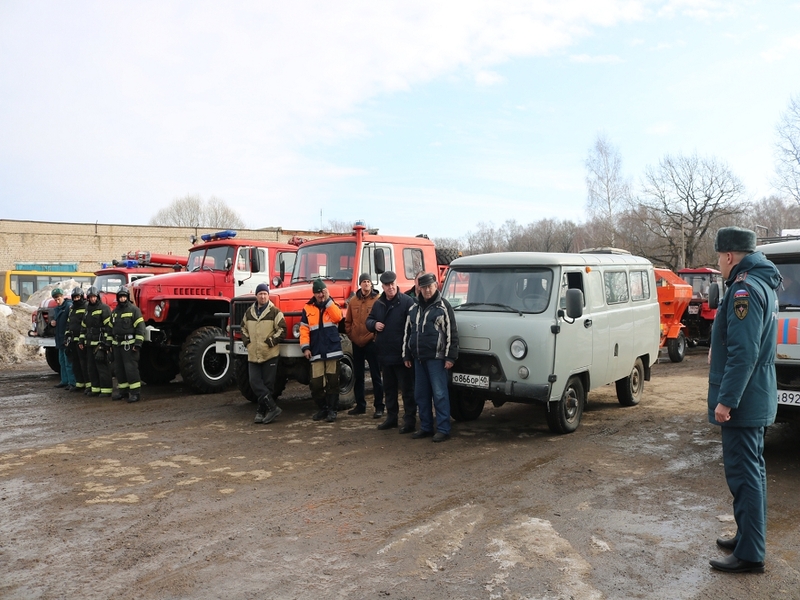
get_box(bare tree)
[636,153,746,269]
[585,133,630,247]
[747,195,800,238]
[774,95,800,204]
[149,194,246,229]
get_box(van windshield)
[442,268,554,314]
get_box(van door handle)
[584,319,592,328]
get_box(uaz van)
[440,251,661,433]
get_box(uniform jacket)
[53,298,73,347]
[300,296,343,362]
[366,291,415,365]
[403,290,459,363]
[345,289,379,347]
[67,298,87,342]
[241,300,286,363]
[111,300,146,348]
[80,299,112,346]
[708,251,780,427]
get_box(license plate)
[452,373,489,389]
[777,390,800,406]
[687,305,699,315]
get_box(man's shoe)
[126,394,140,403]
[373,409,384,419]
[312,409,328,421]
[377,419,398,430]
[709,554,764,573]
[411,429,434,439]
[325,411,337,423]
[254,412,265,424]
[99,392,111,398]
[348,407,366,415]
[54,383,67,388]
[71,386,84,393]
[399,425,415,434]
[717,536,738,551]
[432,432,450,443]
[262,407,282,424]
[112,392,125,401]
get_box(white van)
[440,251,661,433]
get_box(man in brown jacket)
[344,273,385,417]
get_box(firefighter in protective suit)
[79,286,113,397]
[67,287,90,393]
[111,286,145,403]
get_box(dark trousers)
[249,358,278,402]
[353,341,384,411]
[113,344,141,392]
[721,426,767,562]
[69,342,89,390]
[381,362,416,427]
[86,344,113,394]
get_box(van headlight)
[292,323,301,339]
[510,338,527,359]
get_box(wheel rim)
[678,335,686,354]
[630,365,642,395]
[201,344,230,382]
[564,386,580,422]
[339,355,354,394]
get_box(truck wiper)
[456,302,523,315]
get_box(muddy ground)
[1,348,799,600]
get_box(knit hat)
[312,278,327,293]
[358,272,371,284]
[51,288,64,298]
[379,271,396,284]
[255,283,270,294]
[715,227,757,253]
[417,273,436,288]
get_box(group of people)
[244,270,459,442]
[51,285,145,403]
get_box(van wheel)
[616,357,644,406]
[450,388,485,421]
[546,376,584,434]
[667,332,686,363]
[45,347,60,373]
[234,356,257,402]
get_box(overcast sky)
[2,1,799,238]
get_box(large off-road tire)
[45,347,60,373]
[139,345,180,385]
[546,376,585,434]
[179,326,234,394]
[616,357,644,406]
[449,387,485,421]
[435,247,460,266]
[337,335,356,410]
[234,355,257,402]
[667,332,686,363]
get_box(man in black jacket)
[366,271,417,433]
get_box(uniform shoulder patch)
[734,297,749,320]
[735,271,748,283]
[733,289,750,298]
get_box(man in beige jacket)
[344,273,385,417]
[241,283,287,424]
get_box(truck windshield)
[188,246,233,272]
[94,274,126,293]
[292,242,357,283]
[774,261,800,310]
[442,267,554,314]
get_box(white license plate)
[687,305,699,315]
[452,373,490,389]
[777,390,800,406]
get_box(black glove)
[265,338,275,348]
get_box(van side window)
[559,271,585,308]
[604,271,629,304]
[403,248,425,280]
[630,270,650,302]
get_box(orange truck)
[654,268,693,362]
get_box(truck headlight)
[510,338,527,359]
[154,301,165,318]
[292,323,301,339]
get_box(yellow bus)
[0,270,95,305]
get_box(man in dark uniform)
[111,286,146,403]
[708,226,780,574]
[79,286,113,397]
[67,287,89,393]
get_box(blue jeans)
[414,358,450,435]
[59,347,76,386]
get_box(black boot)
[127,393,140,403]
[325,392,338,422]
[261,394,282,424]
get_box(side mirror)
[708,282,720,309]
[250,248,263,273]
[565,288,584,319]
[374,248,385,274]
